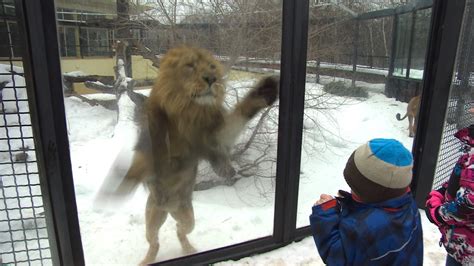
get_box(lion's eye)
[186,63,195,69]
[210,64,216,70]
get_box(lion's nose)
[203,75,216,86]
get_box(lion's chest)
[167,112,223,157]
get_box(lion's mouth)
[192,89,216,105]
[193,90,214,98]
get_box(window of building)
[58,26,78,57]
[0,0,14,16]
[79,27,112,57]
[0,20,22,58]
[57,8,77,22]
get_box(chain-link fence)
[433,0,474,189]
[0,0,52,264]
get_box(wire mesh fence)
[0,0,52,264]
[433,0,474,189]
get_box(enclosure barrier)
[431,1,474,189]
[0,0,472,264]
[0,0,52,264]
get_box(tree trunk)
[116,0,133,77]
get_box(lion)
[396,95,421,138]
[97,46,279,265]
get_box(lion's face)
[158,46,225,106]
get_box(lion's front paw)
[251,75,279,106]
[238,76,279,119]
[211,160,236,178]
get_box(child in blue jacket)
[309,138,423,265]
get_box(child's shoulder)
[341,194,418,227]
[341,202,391,227]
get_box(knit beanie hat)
[343,138,413,203]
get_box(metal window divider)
[412,0,467,207]
[17,0,85,264]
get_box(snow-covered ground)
[63,75,448,265]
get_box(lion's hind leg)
[408,114,415,137]
[140,195,169,265]
[170,204,197,255]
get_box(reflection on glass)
[298,6,415,228]
[393,13,413,78]
[56,0,281,264]
[58,26,78,57]
[79,27,111,57]
[409,8,431,79]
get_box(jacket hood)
[338,190,413,210]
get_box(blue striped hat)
[343,138,413,203]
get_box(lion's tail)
[396,112,408,121]
[115,150,151,194]
[94,148,150,209]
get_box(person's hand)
[426,190,444,208]
[314,194,334,206]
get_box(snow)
[393,68,425,80]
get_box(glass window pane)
[65,27,77,57]
[393,13,413,78]
[299,5,420,230]
[58,26,67,56]
[56,0,282,264]
[409,8,432,79]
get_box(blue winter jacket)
[309,190,423,266]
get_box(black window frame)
[12,0,469,265]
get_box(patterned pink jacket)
[426,126,474,265]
